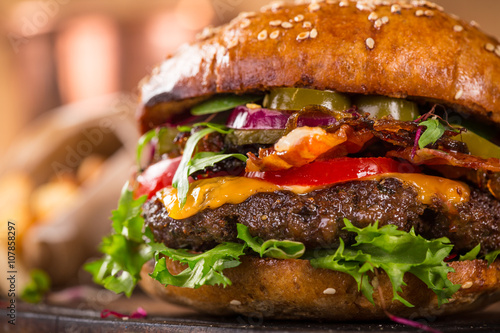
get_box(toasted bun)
[138,0,500,133]
[139,256,500,320]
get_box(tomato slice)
[245,157,412,186]
[135,156,182,199]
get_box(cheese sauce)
[161,173,470,219]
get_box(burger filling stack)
[87,0,500,320]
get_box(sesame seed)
[309,2,321,12]
[294,14,305,22]
[227,38,238,49]
[382,0,391,5]
[240,18,251,29]
[270,30,280,39]
[281,21,293,29]
[401,3,413,9]
[269,20,282,27]
[271,1,285,10]
[381,16,389,24]
[461,281,473,289]
[230,300,242,305]
[374,19,383,28]
[339,0,349,7]
[368,12,379,21]
[453,25,463,32]
[239,11,256,18]
[323,288,337,295]
[470,20,480,28]
[391,4,401,13]
[366,37,375,49]
[495,47,500,57]
[297,31,310,41]
[485,43,495,52]
[260,1,284,12]
[424,10,434,17]
[415,9,424,17]
[258,29,268,41]
[455,89,464,100]
[310,28,318,38]
[195,26,215,41]
[303,21,312,29]
[357,3,375,11]
[425,1,437,9]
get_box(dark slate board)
[2,301,500,333]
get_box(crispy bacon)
[371,118,419,147]
[387,148,500,172]
[246,125,374,172]
[244,116,471,173]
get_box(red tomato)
[135,156,182,199]
[245,157,413,186]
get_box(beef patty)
[144,178,500,255]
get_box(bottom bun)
[139,256,500,320]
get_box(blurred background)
[0,0,499,296]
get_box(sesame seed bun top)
[138,0,500,133]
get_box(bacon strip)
[387,148,500,172]
[246,125,373,172]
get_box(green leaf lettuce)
[310,219,460,307]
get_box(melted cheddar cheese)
[161,174,470,219]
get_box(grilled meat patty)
[144,178,500,255]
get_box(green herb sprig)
[171,125,247,208]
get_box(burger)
[86,0,500,320]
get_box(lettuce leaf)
[236,223,305,259]
[454,244,500,265]
[485,249,500,265]
[84,184,154,297]
[459,244,481,261]
[190,94,262,115]
[310,219,460,307]
[149,242,246,288]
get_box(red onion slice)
[226,106,336,130]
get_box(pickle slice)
[454,128,500,159]
[354,95,419,121]
[263,88,351,111]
